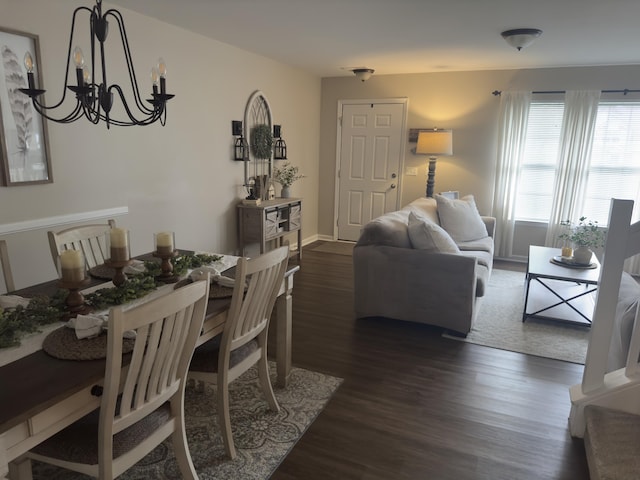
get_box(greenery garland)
[0,253,222,348]
[0,292,67,348]
[250,124,273,159]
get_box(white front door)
[336,100,406,241]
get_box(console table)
[237,198,302,260]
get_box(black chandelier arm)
[31,97,85,124]
[105,8,155,114]
[33,5,94,112]
[94,83,165,126]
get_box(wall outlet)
[405,167,418,176]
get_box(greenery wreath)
[250,124,273,159]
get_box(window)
[584,102,640,224]
[514,103,563,222]
[514,101,640,225]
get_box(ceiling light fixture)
[352,68,375,82]
[19,0,174,128]
[501,28,543,51]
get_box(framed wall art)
[0,27,52,186]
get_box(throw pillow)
[407,211,460,254]
[402,197,439,224]
[435,194,488,243]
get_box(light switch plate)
[405,167,418,176]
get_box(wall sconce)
[415,128,453,198]
[273,125,288,160]
[232,120,247,161]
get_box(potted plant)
[273,162,305,198]
[558,216,607,264]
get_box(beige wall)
[320,64,640,252]
[0,0,321,290]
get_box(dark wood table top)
[0,250,231,433]
[0,250,298,434]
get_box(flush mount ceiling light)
[501,28,543,51]
[352,68,375,82]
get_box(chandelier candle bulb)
[155,231,174,255]
[60,250,85,283]
[110,228,130,262]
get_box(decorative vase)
[573,245,593,265]
[281,185,291,198]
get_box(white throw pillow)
[407,211,460,254]
[435,194,488,242]
[403,197,439,224]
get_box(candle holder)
[58,277,92,320]
[104,258,133,287]
[152,249,180,283]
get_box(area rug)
[308,241,355,256]
[31,363,342,479]
[444,268,590,364]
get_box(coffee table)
[523,245,601,326]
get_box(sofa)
[353,194,495,336]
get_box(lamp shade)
[415,129,453,156]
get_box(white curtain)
[492,91,531,258]
[544,90,601,246]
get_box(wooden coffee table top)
[527,245,601,285]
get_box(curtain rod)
[492,89,640,96]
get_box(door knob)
[390,183,396,189]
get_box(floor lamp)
[415,129,453,197]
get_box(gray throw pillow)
[407,211,460,254]
[435,194,488,243]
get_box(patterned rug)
[444,268,590,364]
[31,363,342,479]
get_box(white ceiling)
[109,0,640,78]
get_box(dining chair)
[188,244,290,459]
[0,239,16,293]
[48,219,116,270]
[23,277,210,479]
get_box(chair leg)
[8,457,33,480]
[257,350,280,412]
[217,379,236,459]
[170,398,198,480]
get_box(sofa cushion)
[435,194,488,243]
[457,236,494,254]
[402,197,439,224]
[356,209,412,248]
[407,211,460,254]
[460,250,493,269]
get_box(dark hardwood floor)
[269,243,590,480]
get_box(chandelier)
[19,0,174,128]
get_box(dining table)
[0,250,299,479]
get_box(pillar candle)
[60,250,85,283]
[110,228,130,262]
[155,231,174,255]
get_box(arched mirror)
[243,91,273,200]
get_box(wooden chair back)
[48,219,116,269]
[224,245,289,355]
[0,240,15,293]
[99,277,209,478]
